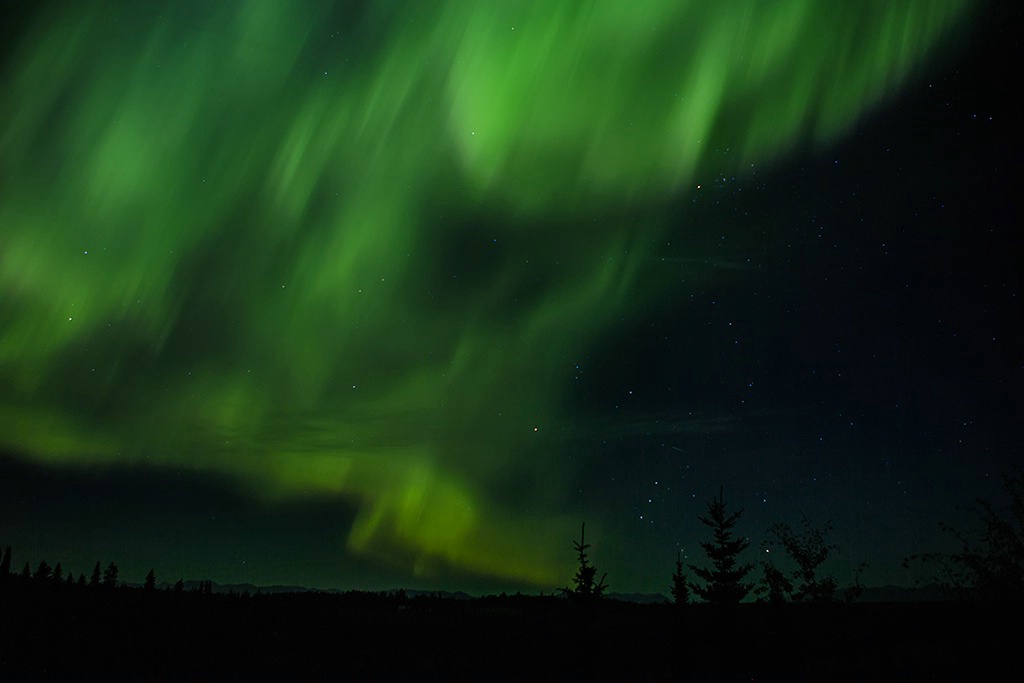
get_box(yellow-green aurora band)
[0,1,972,585]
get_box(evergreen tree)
[89,561,101,587]
[174,578,185,594]
[77,574,86,588]
[689,487,754,605]
[34,560,53,581]
[671,550,690,605]
[564,522,607,599]
[51,562,63,584]
[102,561,119,588]
[65,572,75,586]
[144,568,156,591]
[21,562,31,579]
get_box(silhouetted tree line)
[3,491,1018,679]
[904,471,1024,602]
[675,488,873,605]
[0,548,186,599]
[564,487,857,607]
[5,474,1021,614]
[561,476,1024,607]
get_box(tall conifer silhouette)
[689,487,753,605]
[671,550,690,605]
[564,522,607,598]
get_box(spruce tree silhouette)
[563,522,607,599]
[34,560,52,581]
[144,568,156,591]
[20,562,30,579]
[51,562,63,585]
[767,516,839,603]
[89,561,101,587]
[689,487,753,605]
[102,561,119,588]
[671,550,690,605]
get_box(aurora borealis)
[1,1,1018,595]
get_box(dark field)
[0,580,1013,681]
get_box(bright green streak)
[0,1,970,586]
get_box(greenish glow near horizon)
[0,0,970,586]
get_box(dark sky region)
[0,1,1019,596]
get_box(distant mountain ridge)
[146,580,953,603]
[857,583,953,603]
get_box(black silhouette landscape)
[3,475,1020,679]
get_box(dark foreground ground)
[0,580,1013,681]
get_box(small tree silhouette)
[843,561,869,603]
[144,568,156,591]
[756,561,793,606]
[89,561,101,587]
[103,562,119,588]
[767,516,839,603]
[21,562,30,579]
[671,550,690,605]
[563,522,607,599]
[51,562,63,585]
[689,487,753,605]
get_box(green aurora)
[0,1,973,587]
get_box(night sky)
[1,1,1019,596]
